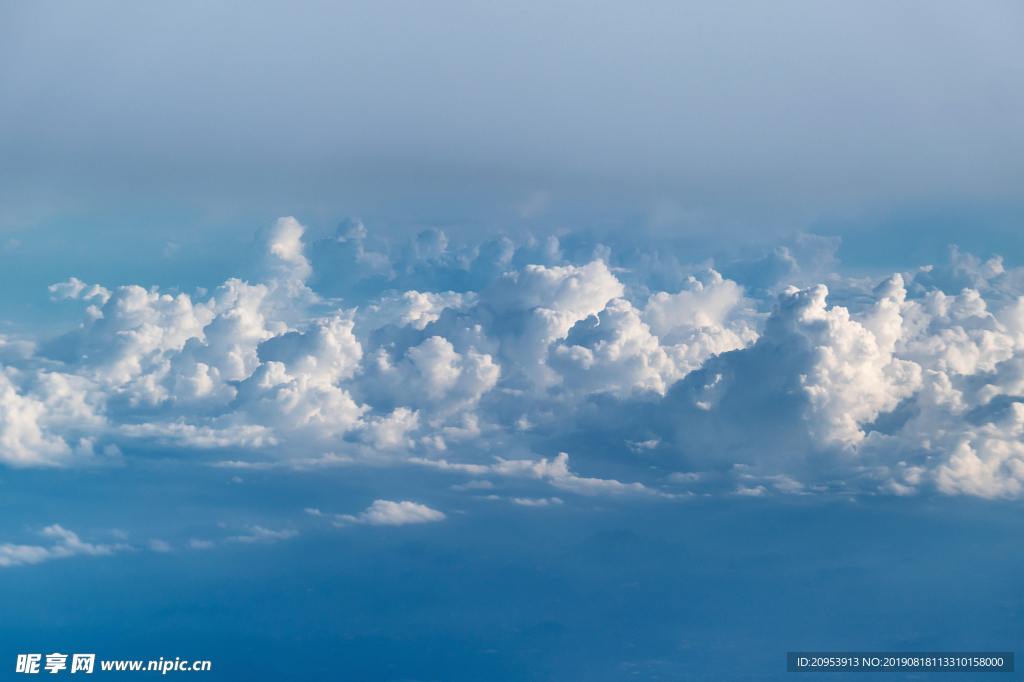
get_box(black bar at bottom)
[787,652,1013,672]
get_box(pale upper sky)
[2,1,1022,217]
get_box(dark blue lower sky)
[2,460,1021,680]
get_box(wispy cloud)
[0,525,127,567]
[511,497,563,507]
[227,526,299,543]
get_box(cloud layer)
[4,218,1024,499]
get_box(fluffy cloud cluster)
[5,218,1024,500]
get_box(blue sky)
[2,2,1024,680]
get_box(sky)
[1,2,1024,680]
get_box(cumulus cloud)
[7,217,1024,500]
[549,272,760,399]
[774,277,921,446]
[373,336,500,421]
[359,291,477,331]
[335,500,446,526]
[0,367,107,466]
[0,525,126,567]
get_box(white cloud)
[934,432,1024,499]
[451,480,494,491]
[782,277,922,446]
[0,525,126,567]
[265,217,314,298]
[482,260,625,389]
[551,298,678,397]
[360,290,478,331]
[643,271,759,372]
[119,421,276,449]
[227,526,299,543]
[412,451,669,497]
[149,539,172,552]
[0,368,107,466]
[766,475,805,493]
[213,452,355,471]
[627,439,660,453]
[405,336,500,411]
[48,278,110,304]
[0,336,35,363]
[511,497,563,506]
[358,407,420,451]
[335,500,446,526]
